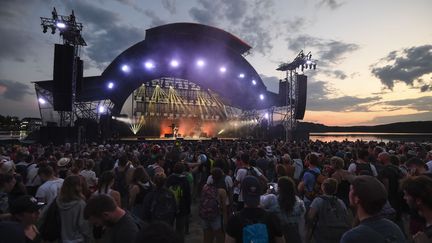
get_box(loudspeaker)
[75,58,83,98]
[53,44,74,111]
[295,74,307,120]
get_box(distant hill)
[297,121,432,133]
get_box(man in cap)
[340,175,405,243]
[225,176,285,243]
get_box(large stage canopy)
[35,23,284,118]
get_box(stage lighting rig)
[40,7,86,46]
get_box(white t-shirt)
[35,178,64,205]
[80,170,98,187]
[25,164,42,187]
[235,167,263,202]
[348,162,378,176]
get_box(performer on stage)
[173,125,179,138]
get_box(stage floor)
[118,136,239,142]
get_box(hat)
[352,175,387,206]
[9,195,45,214]
[265,146,273,156]
[260,193,278,212]
[407,150,417,157]
[57,157,71,167]
[241,176,262,207]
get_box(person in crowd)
[298,153,321,208]
[79,159,98,191]
[56,175,92,242]
[401,175,432,242]
[166,162,191,238]
[348,148,378,176]
[340,175,405,243]
[308,178,350,243]
[406,157,432,177]
[276,176,306,243]
[113,154,134,208]
[84,194,140,243]
[128,166,153,219]
[425,150,432,173]
[200,168,227,243]
[35,165,63,207]
[330,156,354,206]
[25,157,44,196]
[0,173,16,220]
[225,176,285,243]
[57,157,72,179]
[143,172,177,225]
[94,171,122,207]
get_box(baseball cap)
[241,176,262,207]
[352,175,387,208]
[9,195,45,214]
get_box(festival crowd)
[0,139,432,243]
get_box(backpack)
[246,167,267,193]
[150,189,177,224]
[199,184,220,220]
[239,210,270,243]
[315,196,350,241]
[355,162,373,176]
[169,184,183,206]
[39,199,61,241]
[304,169,327,200]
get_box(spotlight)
[239,73,245,78]
[196,59,205,67]
[107,82,114,89]
[38,98,46,104]
[56,22,66,28]
[144,61,155,70]
[219,67,226,73]
[252,80,257,85]
[259,94,264,100]
[170,59,179,67]
[121,64,130,73]
[264,113,269,120]
[98,106,106,113]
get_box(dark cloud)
[284,17,306,33]
[189,0,276,55]
[322,70,348,80]
[420,84,432,92]
[287,35,359,64]
[318,0,344,10]
[64,1,145,68]
[371,45,432,90]
[366,112,432,125]
[161,0,177,14]
[0,80,32,101]
[142,10,166,27]
[382,96,432,112]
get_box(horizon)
[0,1,431,126]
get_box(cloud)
[161,0,177,14]
[188,0,277,55]
[306,81,380,112]
[420,84,432,92]
[287,35,359,64]
[371,45,432,90]
[321,70,348,80]
[382,96,432,112]
[260,74,280,93]
[0,80,33,101]
[318,0,344,10]
[367,112,432,125]
[64,1,145,69]
[142,10,166,27]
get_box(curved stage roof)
[37,23,284,115]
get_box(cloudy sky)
[0,0,431,126]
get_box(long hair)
[59,175,84,203]
[98,171,115,194]
[277,176,296,213]
[132,166,150,184]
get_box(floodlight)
[38,98,46,104]
[259,94,264,100]
[144,61,155,70]
[121,64,130,73]
[170,59,179,67]
[264,113,269,119]
[196,59,205,67]
[252,80,257,85]
[98,106,106,113]
[239,73,245,78]
[107,82,114,89]
[219,67,226,73]
[56,22,66,28]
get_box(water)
[310,132,432,143]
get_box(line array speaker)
[53,44,74,111]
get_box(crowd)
[0,139,432,243]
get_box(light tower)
[277,50,317,141]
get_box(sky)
[0,0,431,126]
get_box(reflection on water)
[310,132,432,143]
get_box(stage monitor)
[295,74,307,120]
[53,44,74,111]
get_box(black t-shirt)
[101,213,139,243]
[226,207,283,243]
[378,164,403,210]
